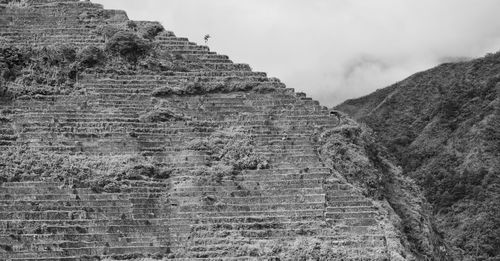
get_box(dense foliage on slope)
[0,22,276,99]
[336,52,500,259]
[315,115,450,260]
[0,32,161,98]
[0,146,170,192]
[0,129,268,193]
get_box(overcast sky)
[95,0,500,107]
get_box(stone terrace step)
[168,227,376,239]
[176,238,386,252]
[176,202,325,213]
[82,71,268,79]
[2,246,168,259]
[171,188,325,198]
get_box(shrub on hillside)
[0,46,27,81]
[142,24,164,40]
[105,31,151,64]
[126,20,138,30]
[57,44,77,63]
[77,46,106,68]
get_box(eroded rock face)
[0,1,445,260]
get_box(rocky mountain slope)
[1,0,450,260]
[337,52,500,260]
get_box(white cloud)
[95,0,500,106]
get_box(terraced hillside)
[0,0,447,260]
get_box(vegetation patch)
[191,164,235,187]
[141,23,164,40]
[187,132,269,171]
[139,107,186,122]
[77,46,106,68]
[0,146,172,193]
[0,45,80,97]
[104,31,151,64]
[152,78,281,97]
[186,131,269,188]
[0,23,197,98]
